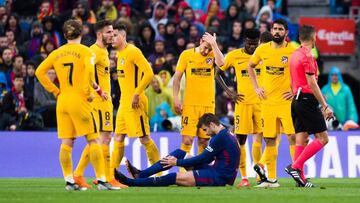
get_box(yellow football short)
[261,102,295,138]
[234,103,262,135]
[92,99,114,132]
[181,105,215,139]
[115,96,150,137]
[56,93,99,140]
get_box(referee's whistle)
[295,87,302,100]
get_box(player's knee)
[287,134,296,145]
[87,138,99,145]
[114,134,125,142]
[236,134,247,145]
[62,138,75,147]
[264,138,276,146]
[100,132,112,145]
[182,136,194,145]
[139,135,151,145]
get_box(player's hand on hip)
[132,94,140,109]
[282,91,293,100]
[100,92,108,101]
[174,98,182,114]
[87,94,95,102]
[255,87,266,99]
[160,156,177,168]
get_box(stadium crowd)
[0,0,357,131]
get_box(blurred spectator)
[10,55,23,84]
[0,34,7,49]
[97,0,118,21]
[188,24,201,43]
[226,19,243,48]
[321,67,358,128]
[149,2,168,36]
[24,21,43,59]
[186,0,229,12]
[37,0,53,21]
[80,22,95,46]
[145,75,174,119]
[178,18,190,37]
[243,18,256,29]
[215,86,235,126]
[6,29,22,56]
[157,22,166,38]
[258,20,271,33]
[174,1,190,23]
[110,68,120,110]
[5,13,28,44]
[223,3,241,35]
[158,70,173,95]
[0,71,8,98]
[245,0,260,17]
[24,61,36,111]
[164,21,177,49]
[174,33,187,55]
[199,0,224,29]
[0,48,13,87]
[150,102,176,132]
[182,7,206,35]
[42,16,62,47]
[71,0,96,24]
[34,69,57,128]
[148,37,167,74]
[0,74,26,131]
[137,22,155,57]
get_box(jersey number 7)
[63,63,74,86]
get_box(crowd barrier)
[0,131,359,178]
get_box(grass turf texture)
[0,178,358,203]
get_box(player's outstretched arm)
[35,54,60,98]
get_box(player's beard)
[103,36,111,47]
[272,34,285,44]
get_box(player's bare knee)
[264,137,276,146]
[114,134,125,142]
[182,135,194,145]
[87,138,99,145]
[62,138,75,147]
[287,134,296,145]
[198,138,208,147]
[100,132,112,145]
[139,135,151,145]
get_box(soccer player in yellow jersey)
[35,19,111,191]
[218,29,261,187]
[248,19,296,187]
[173,32,224,155]
[111,24,160,173]
[73,20,126,189]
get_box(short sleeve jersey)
[220,48,261,104]
[176,48,215,107]
[250,42,296,104]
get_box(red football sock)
[294,145,306,181]
[292,139,323,170]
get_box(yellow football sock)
[239,145,247,178]
[289,144,295,162]
[180,143,192,154]
[258,147,267,166]
[73,144,90,177]
[111,141,124,170]
[264,146,278,180]
[252,141,262,164]
[143,139,160,165]
[89,143,106,181]
[59,144,73,183]
[102,144,111,181]
[197,144,204,155]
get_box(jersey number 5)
[63,63,74,86]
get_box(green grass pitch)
[0,178,358,203]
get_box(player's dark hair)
[244,28,260,40]
[272,18,288,30]
[13,73,23,79]
[197,113,220,128]
[299,25,316,42]
[113,23,127,32]
[260,31,272,43]
[94,19,112,33]
[62,19,82,40]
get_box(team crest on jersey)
[281,56,288,64]
[120,58,125,65]
[206,58,213,65]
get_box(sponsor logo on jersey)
[281,56,288,64]
[117,69,125,78]
[120,58,125,65]
[265,66,284,75]
[191,68,212,76]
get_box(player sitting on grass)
[114,113,240,187]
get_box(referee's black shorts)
[291,93,327,134]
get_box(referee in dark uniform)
[285,25,334,187]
